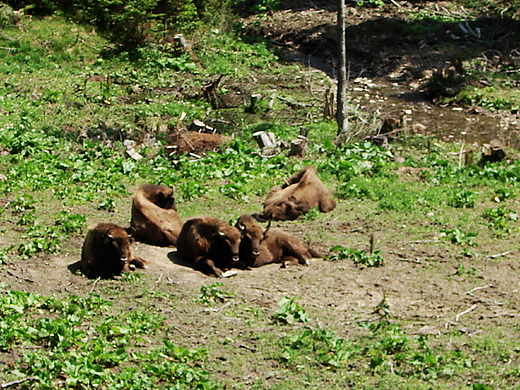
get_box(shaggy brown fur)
[236,214,321,268]
[81,223,147,279]
[130,184,183,247]
[176,217,241,277]
[259,166,336,221]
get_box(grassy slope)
[0,12,520,390]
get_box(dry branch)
[396,257,422,264]
[89,276,101,293]
[398,240,442,244]
[455,304,477,322]
[465,285,493,295]
[489,251,512,259]
[2,377,35,389]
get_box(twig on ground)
[2,377,35,389]
[489,251,512,259]
[343,316,380,325]
[155,273,163,284]
[249,285,271,292]
[465,285,493,295]
[398,240,442,244]
[240,344,257,352]
[171,325,190,337]
[488,311,516,318]
[7,270,34,283]
[389,0,401,7]
[396,257,422,264]
[89,277,101,293]
[455,304,478,322]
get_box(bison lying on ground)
[130,184,183,247]
[236,214,321,268]
[81,223,147,279]
[258,166,336,221]
[176,217,241,277]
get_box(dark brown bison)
[176,217,241,277]
[236,214,321,268]
[130,184,183,247]
[81,223,147,279]
[258,166,336,221]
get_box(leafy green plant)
[98,198,117,212]
[0,289,218,389]
[441,228,478,246]
[493,187,515,202]
[198,282,233,306]
[448,189,476,208]
[482,205,518,236]
[54,212,86,234]
[273,297,309,325]
[280,328,350,368]
[327,245,385,267]
[350,248,385,267]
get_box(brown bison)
[176,217,241,277]
[236,214,321,268]
[130,184,183,247]
[81,223,147,279]
[258,166,336,221]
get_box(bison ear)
[125,227,135,237]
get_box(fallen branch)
[343,316,380,325]
[2,377,35,389]
[89,277,101,294]
[7,270,34,283]
[465,285,493,295]
[170,325,190,337]
[398,240,442,244]
[396,258,422,264]
[489,250,512,259]
[455,304,477,322]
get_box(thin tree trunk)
[336,0,348,140]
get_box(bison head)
[236,214,264,261]
[105,226,135,265]
[216,222,241,263]
[263,196,310,221]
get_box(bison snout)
[252,250,260,257]
[232,254,240,263]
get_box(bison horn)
[263,219,272,235]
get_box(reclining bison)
[257,166,336,221]
[236,214,321,268]
[130,184,183,247]
[175,217,241,277]
[81,222,147,279]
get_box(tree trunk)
[336,0,348,141]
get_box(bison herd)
[80,165,336,278]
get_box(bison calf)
[81,223,147,279]
[236,214,320,268]
[130,184,183,247]
[176,217,241,277]
[259,166,336,221]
